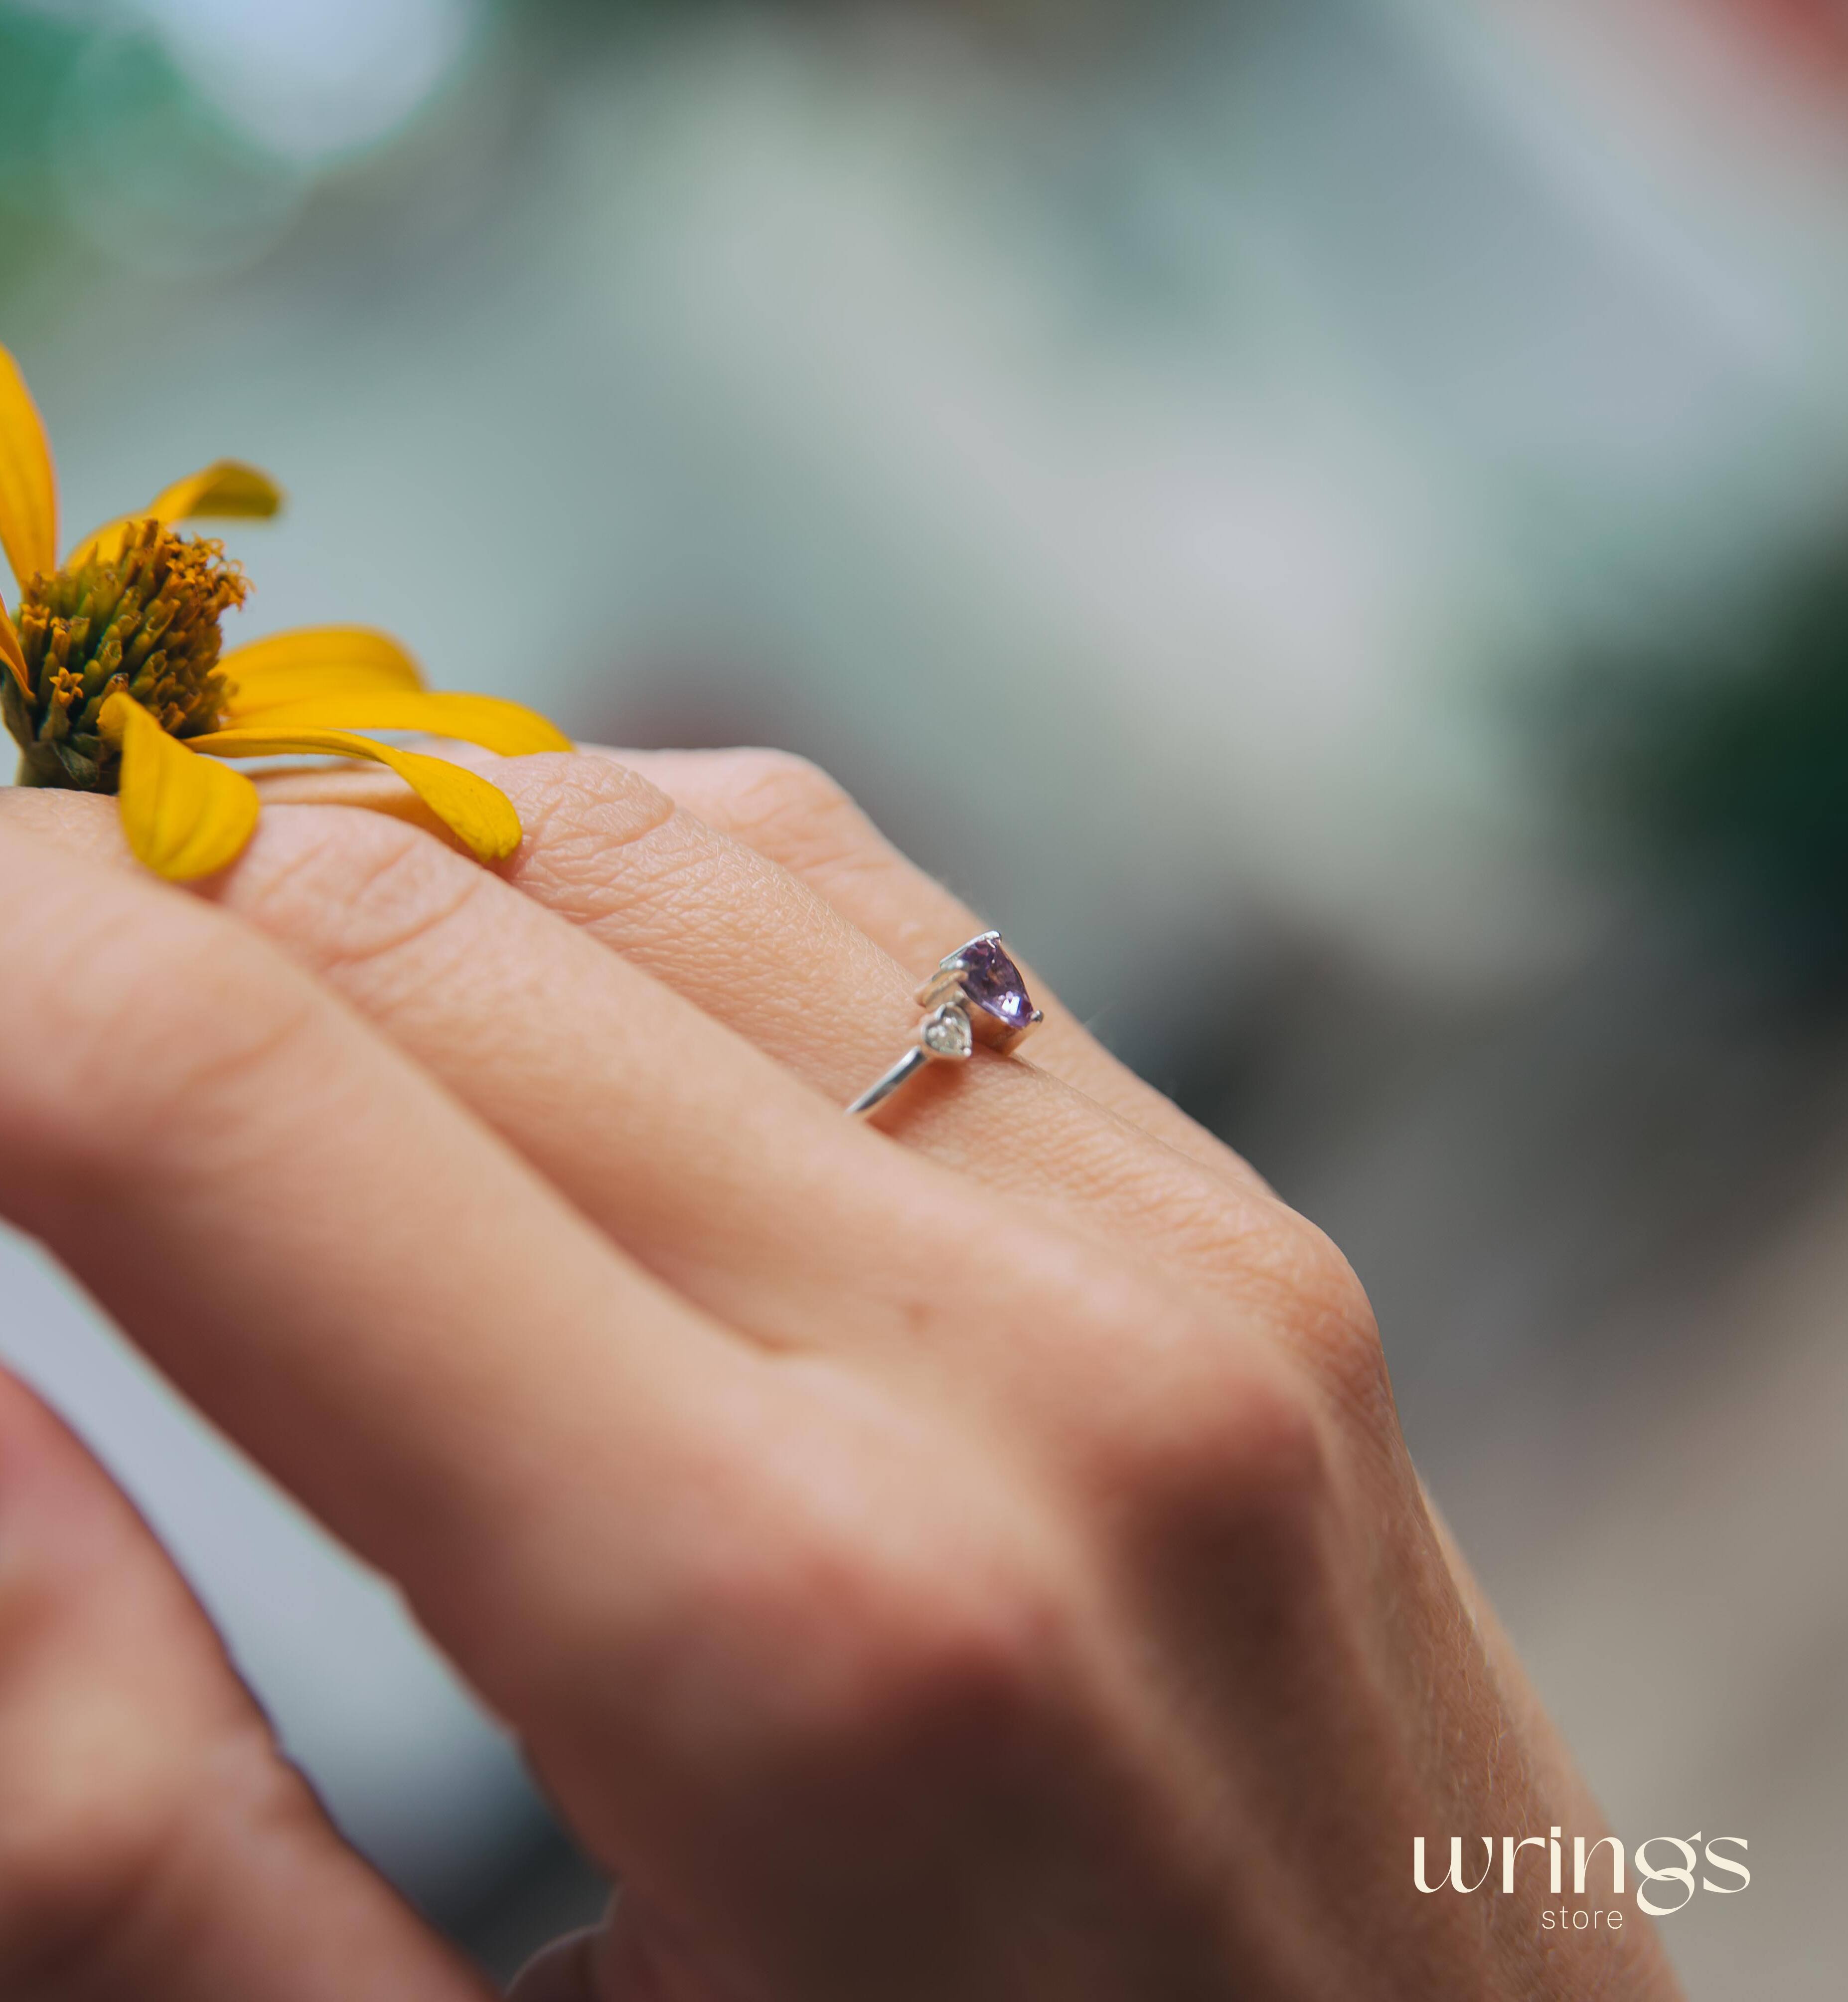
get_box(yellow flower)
[0,341,570,881]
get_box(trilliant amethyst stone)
[954,935,1037,1031]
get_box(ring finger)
[611,745,1263,1188]
[242,749,1293,1302]
[0,791,1269,1408]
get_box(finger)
[0,1364,488,2001]
[482,750,1295,1291]
[0,790,1042,1369]
[0,809,1384,2002]
[0,808,1158,1990]
[1,788,1319,1463]
[0,803,1235,1961]
[613,746,1260,1185]
[0,813,775,1699]
[2,787,1333,1408]
[235,753,1289,1296]
[0,790,1364,1645]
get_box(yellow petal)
[148,460,284,523]
[0,590,28,697]
[101,691,262,881]
[217,625,427,707]
[67,460,283,568]
[0,342,58,586]
[219,689,572,756]
[188,725,523,862]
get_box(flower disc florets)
[1,518,247,792]
[1,336,567,877]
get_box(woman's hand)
[0,752,1681,2001]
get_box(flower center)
[2,519,248,792]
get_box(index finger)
[0,817,752,1698]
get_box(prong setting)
[850,931,1041,1118]
[911,931,1043,1054]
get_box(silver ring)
[845,931,1044,1120]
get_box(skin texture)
[0,752,1685,2002]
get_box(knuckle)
[0,891,319,1224]
[491,755,722,925]
[0,1767,169,1985]
[0,1713,312,1991]
[1184,1196,1391,1444]
[0,1821,145,1985]
[824,1556,1056,1770]
[1085,1320,1341,1587]
[509,753,678,873]
[699,749,862,851]
[1262,1215,1392,1432]
[648,1484,1069,1798]
[229,804,486,986]
[0,1692,186,1986]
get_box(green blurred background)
[4,0,1848,1990]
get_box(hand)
[0,751,1682,2000]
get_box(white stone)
[922,1004,973,1059]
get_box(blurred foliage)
[0,6,304,300]
[0,0,761,302]
[0,0,1097,307]
[1559,540,1848,973]
[0,5,88,283]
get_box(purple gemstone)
[955,935,1036,1030]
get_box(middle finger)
[250,750,1292,1297]
[2,790,1289,1392]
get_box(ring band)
[845,931,1043,1119]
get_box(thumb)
[0,1362,488,2001]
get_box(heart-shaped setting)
[952,934,1038,1033]
[921,1003,974,1060]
